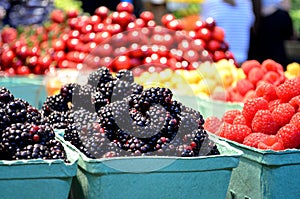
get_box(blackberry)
[0,87,14,104]
[26,106,42,125]
[48,139,68,160]
[115,69,134,83]
[91,91,109,113]
[87,67,114,88]
[60,83,80,103]
[48,111,69,129]
[14,144,48,160]
[98,87,181,155]
[42,94,70,116]
[6,99,28,123]
[0,109,10,132]
[0,123,32,159]
[72,84,94,112]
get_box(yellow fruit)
[159,68,173,82]
[218,70,233,88]
[185,70,202,84]
[286,62,300,77]
[198,62,218,79]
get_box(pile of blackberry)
[43,67,220,158]
[0,87,68,161]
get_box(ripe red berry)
[236,79,254,96]
[290,112,300,131]
[224,124,252,143]
[243,133,269,148]
[268,99,281,112]
[204,116,222,134]
[241,60,261,76]
[222,110,241,124]
[276,78,300,102]
[257,135,284,151]
[232,114,247,125]
[276,123,300,149]
[242,97,269,126]
[248,67,265,85]
[252,110,279,135]
[272,103,295,127]
[255,82,278,101]
[289,95,300,112]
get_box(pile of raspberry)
[205,76,300,151]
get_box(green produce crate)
[0,76,47,109]
[223,139,300,199]
[56,134,243,199]
[175,95,243,119]
[0,140,79,199]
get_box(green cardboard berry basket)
[222,138,300,199]
[0,75,47,109]
[174,95,243,119]
[0,140,79,199]
[56,133,243,199]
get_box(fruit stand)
[0,1,300,199]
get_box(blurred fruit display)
[0,2,236,76]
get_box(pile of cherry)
[0,2,236,75]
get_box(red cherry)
[140,11,154,22]
[205,17,216,30]
[67,9,79,18]
[194,20,206,31]
[16,66,30,75]
[95,6,109,19]
[212,26,225,42]
[88,15,101,25]
[116,2,134,13]
[197,28,212,41]
[161,14,176,26]
[113,55,131,71]
[207,40,221,52]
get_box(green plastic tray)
[0,140,79,199]
[174,95,243,119]
[56,134,243,199]
[0,76,47,109]
[223,139,300,199]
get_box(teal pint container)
[224,139,300,199]
[0,76,47,109]
[0,140,78,199]
[56,134,243,199]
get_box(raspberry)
[222,110,241,124]
[233,114,247,125]
[203,116,222,134]
[255,82,278,101]
[243,90,256,103]
[248,67,265,85]
[224,124,252,143]
[218,122,230,137]
[261,59,283,73]
[257,135,285,151]
[236,79,254,96]
[242,97,269,126]
[276,123,300,149]
[252,110,279,135]
[276,78,300,102]
[290,112,300,131]
[243,133,269,148]
[289,95,300,111]
[241,60,261,76]
[262,71,280,85]
[272,103,295,127]
[268,99,281,112]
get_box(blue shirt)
[201,0,255,63]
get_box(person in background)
[201,0,255,65]
[0,0,54,28]
[248,0,294,68]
